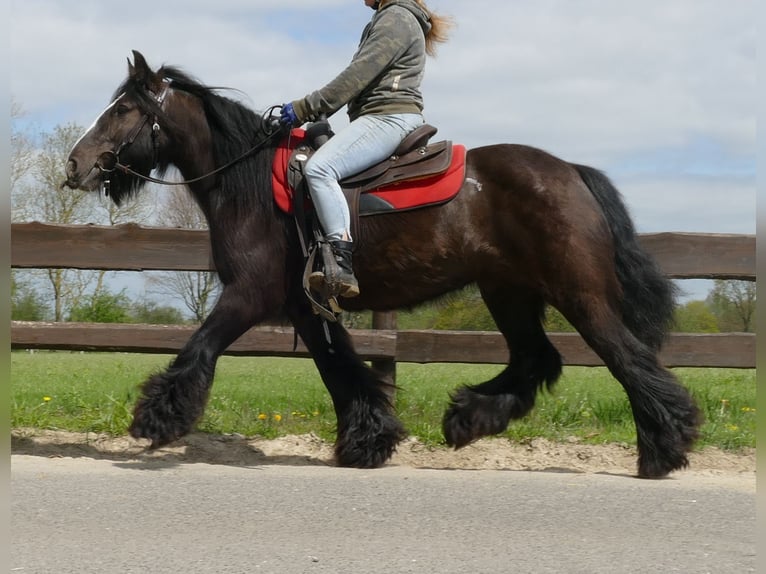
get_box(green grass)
[10,351,756,450]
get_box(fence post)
[371,311,397,386]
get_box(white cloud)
[10,0,755,236]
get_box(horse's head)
[65,50,279,211]
[63,50,175,204]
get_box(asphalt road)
[11,455,755,574]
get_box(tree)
[13,123,100,320]
[673,300,719,333]
[68,290,133,323]
[14,123,93,223]
[11,99,34,197]
[67,291,187,325]
[148,187,220,323]
[130,299,186,325]
[11,272,50,321]
[11,119,154,321]
[708,280,756,332]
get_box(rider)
[281,0,452,298]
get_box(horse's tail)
[573,164,678,351]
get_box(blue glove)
[280,103,299,126]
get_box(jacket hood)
[379,0,432,36]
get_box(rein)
[97,84,284,188]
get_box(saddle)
[288,122,453,223]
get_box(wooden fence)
[10,222,756,369]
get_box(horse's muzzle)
[62,159,101,192]
[62,159,81,189]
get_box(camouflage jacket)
[291,0,431,123]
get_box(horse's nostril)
[66,159,77,176]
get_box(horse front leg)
[287,302,407,468]
[129,285,265,448]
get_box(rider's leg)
[304,113,424,297]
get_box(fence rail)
[10,223,756,368]
[10,322,756,368]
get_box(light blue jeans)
[304,112,425,241]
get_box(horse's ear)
[129,50,147,78]
[129,50,160,90]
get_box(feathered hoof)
[636,410,701,479]
[128,373,198,449]
[334,400,406,468]
[443,387,514,448]
[636,452,690,479]
[129,398,190,449]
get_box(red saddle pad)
[272,129,466,216]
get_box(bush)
[674,300,719,333]
[68,290,133,323]
[130,299,187,324]
[11,273,50,321]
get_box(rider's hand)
[280,103,299,127]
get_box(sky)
[9,0,756,302]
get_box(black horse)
[64,51,701,478]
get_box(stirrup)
[309,270,359,298]
[302,243,341,322]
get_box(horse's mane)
[112,65,278,215]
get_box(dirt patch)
[11,428,755,477]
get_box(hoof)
[128,372,202,449]
[443,387,515,448]
[636,450,690,479]
[334,399,406,468]
[635,398,701,478]
[129,398,188,449]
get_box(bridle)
[96,80,285,190]
[96,80,170,182]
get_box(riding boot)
[309,240,360,298]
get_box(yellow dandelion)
[726,424,739,432]
[273,414,282,422]
[312,411,320,416]
[43,396,52,402]
[258,413,268,420]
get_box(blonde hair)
[380,0,454,57]
[416,0,454,57]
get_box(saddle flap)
[341,140,452,192]
[287,143,313,192]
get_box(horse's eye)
[116,103,131,115]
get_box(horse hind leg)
[549,228,700,473]
[552,256,701,477]
[443,285,562,448]
[575,315,702,478]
